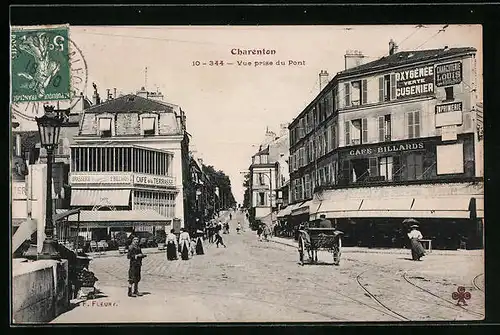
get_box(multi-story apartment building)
[287,42,483,249]
[249,126,289,225]
[67,88,189,241]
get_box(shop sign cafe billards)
[70,174,174,187]
[349,142,425,156]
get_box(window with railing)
[378,114,392,142]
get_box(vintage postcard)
[11,24,484,324]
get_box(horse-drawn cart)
[298,228,343,266]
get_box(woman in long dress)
[166,229,178,260]
[178,228,191,260]
[408,224,426,261]
[195,229,205,255]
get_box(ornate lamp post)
[36,105,66,260]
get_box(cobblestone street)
[52,212,484,323]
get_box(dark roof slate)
[338,47,477,78]
[84,94,175,114]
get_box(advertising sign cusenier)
[395,65,435,99]
[435,61,463,87]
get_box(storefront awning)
[410,196,472,219]
[70,189,131,207]
[277,206,292,218]
[291,200,322,217]
[66,209,170,228]
[54,208,81,222]
[360,198,414,211]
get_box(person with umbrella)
[404,219,425,261]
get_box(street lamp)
[36,105,66,260]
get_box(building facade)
[249,125,289,226]
[68,90,189,240]
[287,43,483,249]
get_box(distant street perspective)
[52,210,484,323]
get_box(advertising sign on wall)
[435,61,463,87]
[70,173,133,185]
[395,65,434,99]
[435,102,463,114]
[133,174,175,188]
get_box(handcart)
[298,228,343,266]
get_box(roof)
[252,146,269,157]
[338,47,477,78]
[84,94,176,114]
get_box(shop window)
[379,156,394,181]
[445,87,454,101]
[378,115,392,142]
[406,153,423,180]
[98,118,112,137]
[407,111,421,139]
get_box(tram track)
[402,272,484,319]
[346,257,483,321]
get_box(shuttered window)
[344,121,350,146]
[362,118,368,144]
[378,77,384,102]
[362,79,368,105]
[344,82,351,107]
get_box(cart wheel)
[333,246,341,266]
[298,238,304,266]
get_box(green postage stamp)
[11,25,71,103]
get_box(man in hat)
[127,236,147,297]
[407,224,425,261]
[318,214,333,228]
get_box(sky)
[67,25,482,205]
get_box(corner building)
[288,46,483,249]
[68,93,189,240]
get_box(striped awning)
[70,189,131,207]
[66,209,171,228]
[410,196,471,219]
[277,206,292,218]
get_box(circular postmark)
[11,27,88,121]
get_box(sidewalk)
[270,236,483,256]
[51,285,218,323]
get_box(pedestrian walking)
[257,225,263,242]
[262,224,270,242]
[195,229,205,255]
[127,237,146,297]
[236,222,242,234]
[407,224,425,261]
[178,228,191,260]
[166,229,178,260]
[214,230,227,248]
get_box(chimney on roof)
[136,86,148,99]
[344,50,365,70]
[279,123,289,137]
[389,39,398,55]
[319,70,330,91]
[106,88,112,101]
[92,82,101,105]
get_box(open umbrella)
[402,218,420,225]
